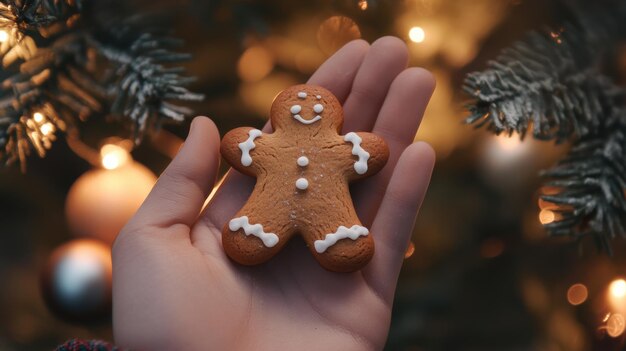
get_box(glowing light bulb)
[33,112,44,123]
[100,144,131,170]
[40,122,54,136]
[610,279,626,299]
[408,26,426,43]
[358,0,368,10]
[0,30,8,43]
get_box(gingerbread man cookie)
[220,84,389,272]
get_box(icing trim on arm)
[229,216,279,247]
[344,132,370,175]
[238,129,262,166]
[314,225,369,253]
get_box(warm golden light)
[317,16,361,55]
[607,313,626,337]
[40,122,54,136]
[0,30,8,43]
[33,112,44,123]
[539,209,555,224]
[100,144,131,170]
[495,134,522,151]
[611,279,626,299]
[408,26,426,43]
[358,0,368,10]
[566,283,588,306]
[237,46,275,82]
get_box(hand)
[112,36,436,351]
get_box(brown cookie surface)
[220,84,389,272]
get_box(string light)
[408,26,426,43]
[100,143,131,170]
[0,30,8,43]
[40,122,54,136]
[33,112,44,123]
[358,0,368,10]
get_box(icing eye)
[297,92,307,99]
[316,95,321,100]
[290,105,302,114]
[313,104,324,113]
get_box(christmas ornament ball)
[40,239,112,323]
[65,162,156,244]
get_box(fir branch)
[541,121,626,253]
[464,2,626,248]
[0,0,202,169]
[89,30,204,142]
[463,19,624,142]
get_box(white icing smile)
[314,225,369,253]
[293,114,322,125]
[291,93,323,125]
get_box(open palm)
[112,37,435,351]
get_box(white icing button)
[313,104,324,113]
[297,156,309,167]
[297,92,307,99]
[290,105,302,114]
[296,178,309,190]
[316,95,321,100]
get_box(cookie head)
[270,85,343,133]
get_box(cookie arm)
[344,132,389,180]
[220,127,265,177]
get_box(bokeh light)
[539,209,555,224]
[404,241,415,259]
[237,46,275,82]
[33,112,44,123]
[317,16,361,55]
[606,313,626,337]
[0,29,8,42]
[408,26,425,43]
[610,279,626,299]
[100,144,131,170]
[566,283,588,306]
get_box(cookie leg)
[222,211,293,266]
[302,220,374,273]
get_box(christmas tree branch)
[0,0,202,170]
[463,2,626,248]
[541,121,626,253]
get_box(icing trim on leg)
[229,216,279,247]
[314,225,369,253]
[238,129,262,166]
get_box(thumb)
[128,116,221,231]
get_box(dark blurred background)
[2,0,626,350]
